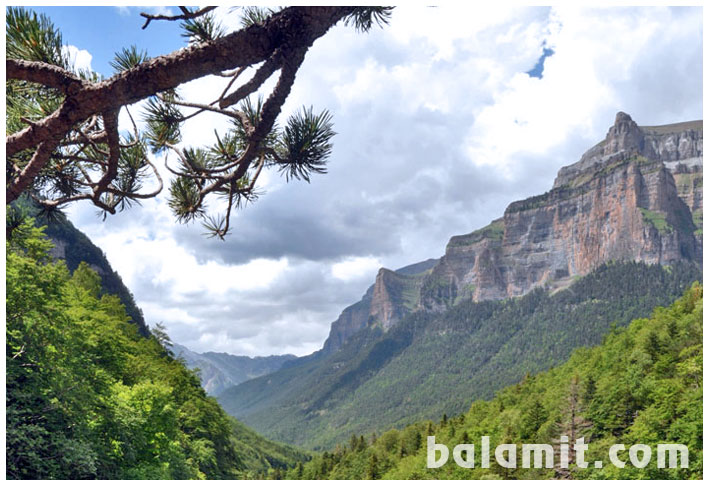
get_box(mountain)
[322,258,439,353]
[7,198,150,337]
[171,343,295,396]
[217,113,702,449]
[219,261,701,449]
[291,285,703,480]
[327,113,702,337]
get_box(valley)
[6,5,703,480]
[217,113,703,450]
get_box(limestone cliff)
[322,286,374,353]
[554,113,702,188]
[322,259,437,353]
[322,113,702,351]
[421,113,702,308]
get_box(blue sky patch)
[28,6,183,77]
[526,47,554,79]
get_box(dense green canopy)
[5,220,306,479]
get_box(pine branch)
[7,7,353,163]
[6,59,85,94]
[5,5,383,238]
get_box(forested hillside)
[7,198,148,336]
[287,285,703,479]
[219,261,701,449]
[5,220,307,479]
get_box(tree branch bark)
[6,135,63,203]
[6,6,360,216]
[6,59,85,95]
[6,7,353,162]
[219,51,283,109]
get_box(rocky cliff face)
[368,268,425,329]
[554,113,702,187]
[322,259,438,353]
[323,113,702,349]
[420,113,702,308]
[665,155,703,248]
[322,287,374,354]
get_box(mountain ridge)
[320,112,702,351]
[171,343,296,396]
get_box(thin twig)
[140,6,217,30]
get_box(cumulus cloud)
[464,6,703,177]
[63,44,93,73]
[66,6,702,356]
[332,257,383,281]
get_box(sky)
[27,5,703,357]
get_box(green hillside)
[219,261,701,450]
[5,220,307,479]
[8,198,149,336]
[287,285,703,479]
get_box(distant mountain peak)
[604,111,643,155]
[172,343,296,396]
[615,110,633,123]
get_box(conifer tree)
[553,376,593,479]
[6,6,392,238]
[366,453,380,480]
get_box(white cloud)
[386,6,536,62]
[115,6,173,18]
[89,221,288,297]
[464,6,701,174]
[332,257,383,281]
[64,6,702,357]
[62,44,93,73]
[149,6,174,17]
[140,302,201,326]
